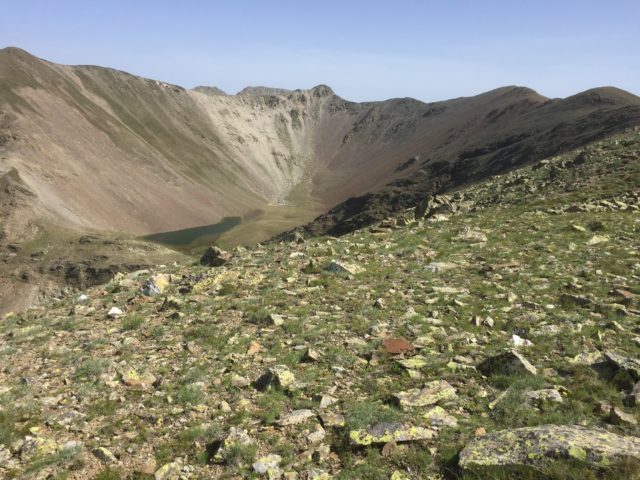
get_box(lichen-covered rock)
[154,461,182,480]
[524,388,564,406]
[190,269,241,293]
[253,454,282,477]
[231,373,250,388]
[394,380,457,409]
[423,406,458,428]
[307,424,326,444]
[278,409,316,426]
[609,406,638,426]
[268,313,285,326]
[587,234,609,245]
[254,365,296,391]
[349,422,435,446]
[120,368,156,389]
[141,273,170,296]
[0,445,11,466]
[325,260,364,275]
[93,446,118,464]
[478,350,537,376]
[319,412,345,428]
[454,228,488,243]
[20,436,58,460]
[605,351,640,381]
[459,425,640,470]
[390,470,410,480]
[396,356,427,370]
[307,468,332,480]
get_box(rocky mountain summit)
[1,129,638,479]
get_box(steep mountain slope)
[2,46,640,314]
[292,87,640,236]
[0,47,330,236]
[0,129,638,479]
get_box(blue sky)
[1,0,638,102]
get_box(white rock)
[269,313,285,326]
[325,260,364,275]
[511,334,534,347]
[253,454,282,475]
[307,424,326,444]
[278,409,315,426]
[319,395,337,409]
[107,307,123,318]
[587,234,609,245]
[525,388,564,405]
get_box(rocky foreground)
[1,129,639,479]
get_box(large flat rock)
[459,425,640,470]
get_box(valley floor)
[0,130,639,479]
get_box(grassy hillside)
[0,129,638,479]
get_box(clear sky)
[1,0,638,102]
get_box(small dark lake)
[143,216,241,247]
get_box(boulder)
[278,409,316,426]
[609,406,638,426]
[154,461,182,480]
[423,406,458,428]
[478,350,537,377]
[141,274,170,296]
[587,234,609,245]
[626,381,640,406]
[325,260,364,275]
[605,351,640,381]
[349,422,434,446]
[381,337,415,355]
[253,454,282,477]
[511,334,534,347]
[319,412,345,428]
[394,380,457,409]
[254,365,296,391]
[200,246,231,267]
[524,388,564,406]
[396,356,428,370]
[107,307,123,318]
[455,228,488,243]
[93,447,118,465]
[20,436,58,460]
[459,425,640,470]
[0,445,11,466]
